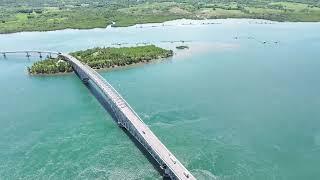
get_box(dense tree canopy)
[28,45,173,74]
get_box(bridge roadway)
[0,51,195,179]
[60,54,195,180]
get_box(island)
[28,45,173,75]
[1,0,320,34]
[176,45,189,50]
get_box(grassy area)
[176,45,189,49]
[0,8,113,33]
[28,45,173,74]
[1,0,320,34]
[111,14,184,27]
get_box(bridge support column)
[82,78,89,84]
[46,53,53,59]
[160,164,170,178]
[26,52,30,58]
[117,121,124,128]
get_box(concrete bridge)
[1,51,196,180]
[1,51,58,59]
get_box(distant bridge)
[1,51,59,59]
[0,51,196,180]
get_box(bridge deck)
[62,54,195,180]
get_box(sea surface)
[1,19,320,179]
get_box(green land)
[176,45,189,49]
[1,0,320,34]
[28,45,173,74]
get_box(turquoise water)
[1,19,320,179]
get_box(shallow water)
[1,19,320,179]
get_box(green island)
[176,45,189,50]
[28,45,173,74]
[1,0,320,34]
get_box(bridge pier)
[0,51,61,61]
[82,77,89,84]
[117,121,124,128]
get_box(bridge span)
[1,51,196,180]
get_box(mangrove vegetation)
[28,58,73,74]
[176,45,189,50]
[28,45,173,75]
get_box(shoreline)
[2,18,320,36]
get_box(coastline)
[2,18,320,36]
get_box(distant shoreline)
[2,0,320,35]
[2,18,320,36]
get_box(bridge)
[0,51,196,180]
[1,51,58,59]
